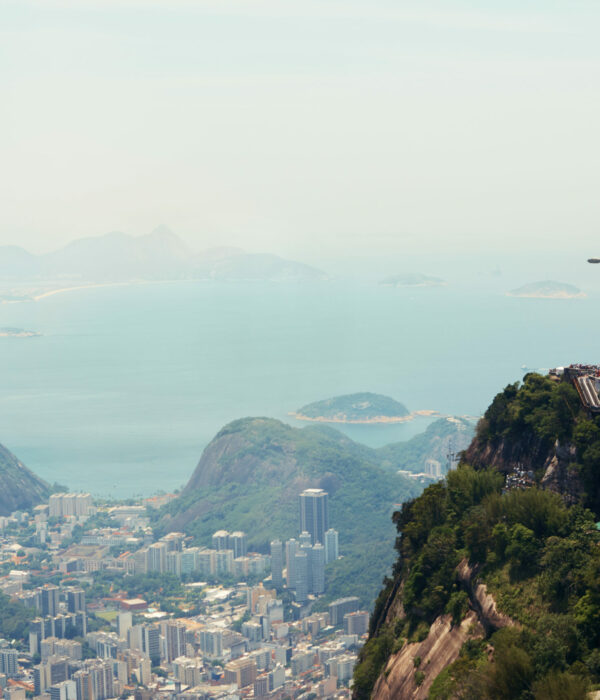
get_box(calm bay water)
[0,279,598,497]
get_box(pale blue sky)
[2,0,600,262]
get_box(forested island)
[291,392,411,424]
[507,280,585,299]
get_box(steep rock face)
[372,612,483,700]
[465,434,584,504]
[456,559,515,633]
[463,431,551,476]
[184,418,300,491]
[540,440,583,504]
[0,443,50,515]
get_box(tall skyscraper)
[0,649,18,677]
[229,532,247,558]
[310,544,325,595]
[67,588,86,614]
[299,489,329,545]
[294,551,309,603]
[211,530,230,551]
[40,585,60,617]
[324,529,339,564]
[285,539,298,589]
[163,620,186,662]
[148,542,167,573]
[270,540,284,590]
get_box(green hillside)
[160,418,423,607]
[378,417,475,473]
[295,393,409,422]
[354,373,600,699]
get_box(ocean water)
[0,279,599,497]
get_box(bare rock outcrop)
[541,440,583,504]
[456,559,515,633]
[372,612,484,700]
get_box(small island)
[291,392,412,424]
[0,327,40,338]
[507,280,585,299]
[380,273,447,288]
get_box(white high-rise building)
[299,488,329,545]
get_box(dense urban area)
[0,488,368,700]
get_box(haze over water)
[1,278,599,497]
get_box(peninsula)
[507,280,585,299]
[291,392,411,424]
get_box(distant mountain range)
[0,226,327,293]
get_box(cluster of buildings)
[0,487,364,699]
[270,489,339,604]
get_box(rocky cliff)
[354,373,600,699]
[0,442,50,515]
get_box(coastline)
[289,409,440,425]
[33,281,140,301]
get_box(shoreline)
[33,281,143,301]
[288,409,440,425]
[506,292,586,300]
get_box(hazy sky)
[2,0,600,261]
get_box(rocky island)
[380,273,447,288]
[291,392,412,424]
[507,280,585,299]
[0,327,40,337]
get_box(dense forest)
[354,373,600,699]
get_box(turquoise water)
[0,279,598,497]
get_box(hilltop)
[292,393,410,424]
[507,280,585,299]
[0,443,50,515]
[353,373,600,699]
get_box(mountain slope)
[354,373,600,699]
[378,416,475,473]
[0,443,50,515]
[160,418,422,607]
[0,228,327,287]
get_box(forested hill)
[160,418,423,607]
[354,373,600,699]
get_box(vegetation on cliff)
[354,374,600,699]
